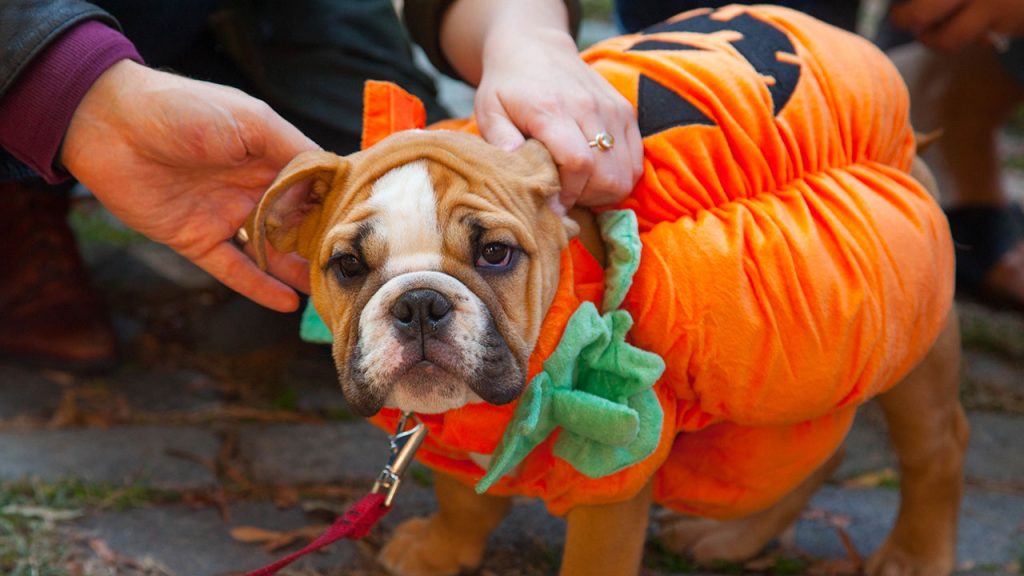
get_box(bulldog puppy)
[249,129,968,576]
[252,132,575,419]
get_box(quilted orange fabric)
[366,4,954,519]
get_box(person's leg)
[891,41,1024,307]
[0,0,235,372]
[0,177,118,371]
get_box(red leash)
[244,414,426,576]
[245,492,390,576]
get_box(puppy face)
[252,131,577,416]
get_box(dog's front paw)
[378,516,485,576]
[867,538,954,576]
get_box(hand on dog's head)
[252,131,579,416]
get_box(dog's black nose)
[391,288,453,337]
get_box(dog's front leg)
[867,310,969,576]
[378,472,510,576]
[560,479,654,576]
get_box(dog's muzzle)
[342,271,524,416]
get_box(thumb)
[263,110,321,164]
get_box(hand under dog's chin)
[384,366,484,414]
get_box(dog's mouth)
[340,277,525,416]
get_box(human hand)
[61,60,318,312]
[474,26,643,209]
[890,0,1024,52]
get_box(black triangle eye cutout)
[637,74,714,138]
[629,9,801,124]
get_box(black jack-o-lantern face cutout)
[627,9,801,137]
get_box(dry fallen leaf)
[47,389,81,429]
[273,485,300,509]
[230,526,282,543]
[840,468,899,489]
[88,538,118,563]
[1,505,83,522]
[833,523,863,565]
[806,558,860,576]
[230,524,329,552]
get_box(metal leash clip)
[371,412,427,507]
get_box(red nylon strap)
[245,492,391,576]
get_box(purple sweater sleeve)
[0,20,142,183]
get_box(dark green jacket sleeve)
[1,0,119,99]
[402,0,582,80]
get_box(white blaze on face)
[368,161,442,274]
[353,161,492,413]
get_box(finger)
[918,3,996,52]
[575,100,643,207]
[242,239,313,295]
[264,111,320,163]
[195,242,301,312]
[529,118,593,209]
[477,96,528,152]
[574,132,629,206]
[624,110,645,189]
[239,99,321,170]
[890,0,966,34]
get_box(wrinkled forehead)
[318,134,539,274]
[365,160,444,274]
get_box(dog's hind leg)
[867,311,968,576]
[378,472,511,576]
[656,448,842,564]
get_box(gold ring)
[588,132,615,151]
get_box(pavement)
[2,19,1024,576]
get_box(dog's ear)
[511,139,580,238]
[250,150,348,270]
[513,139,560,198]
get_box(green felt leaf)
[599,210,642,313]
[300,303,333,344]
[476,210,666,492]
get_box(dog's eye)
[330,253,367,280]
[476,242,514,270]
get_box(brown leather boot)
[0,181,118,372]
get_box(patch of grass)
[1004,105,1024,136]
[645,539,699,573]
[879,476,900,489]
[0,514,68,576]
[770,556,811,575]
[270,385,299,411]
[1004,153,1024,172]
[0,478,171,512]
[323,406,355,422]
[959,305,1024,359]
[68,203,146,246]
[0,479,177,575]
[708,559,747,574]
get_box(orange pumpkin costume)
[348,5,955,519]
